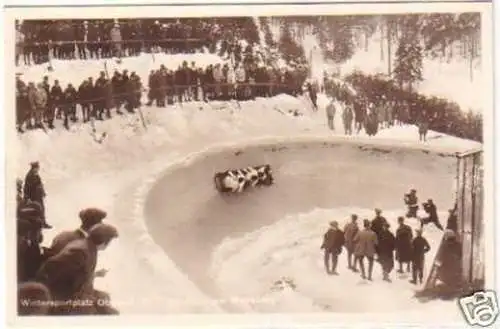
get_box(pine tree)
[331,26,356,63]
[393,35,423,93]
[278,22,305,64]
[260,17,276,48]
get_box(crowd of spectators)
[324,72,483,142]
[16,56,309,132]
[15,18,260,66]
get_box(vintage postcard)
[3,1,496,328]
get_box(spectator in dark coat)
[320,221,345,275]
[17,215,44,283]
[353,219,378,281]
[370,208,387,238]
[377,222,396,282]
[78,79,92,122]
[62,83,77,129]
[421,199,444,231]
[23,162,51,229]
[46,207,108,257]
[36,223,119,315]
[437,229,462,289]
[404,189,419,218]
[446,204,458,233]
[50,80,63,121]
[343,214,359,271]
[410,228,431,285]
[395,216,413,273]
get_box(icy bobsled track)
[143,137,461,317]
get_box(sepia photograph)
[3,1,496,328]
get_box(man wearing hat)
[404,189,419,218]
[353,219,378,281]
[320,220,345,275]
[370,208,387,239]
[36,223,119,315]
[23,162,51,229]
[410,228,431,285]
[343,214,359,272]
[395,216,413,273]
[376,222,396,282]
[422,199,444,231]
[446,203,458,233]
[46,207,107,257]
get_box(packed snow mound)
[15,94,323,181]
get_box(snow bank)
[210,207,456,316]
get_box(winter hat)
[18,281,52,316]
[79,207,107,229]
[88,223,118,246]
[329,221,338,228]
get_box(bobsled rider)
[404,189,419,218]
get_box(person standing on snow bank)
[36,223,119,315]
[23,162,51,229]
[342,104,354,135]
[404,189,419,218]
[370,208,388,239]
[410,228,430,285]
[395,216,413,274]
[421,199,444,231]
[376,222,396,282]
[320,221,345,275]
[307,81,318,111]
[28,83,48,130]
[325,98,336,131]
[46,208,108,257]
[343,214,359,272]
[353,219,378,281]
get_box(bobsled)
[214,164,274,193]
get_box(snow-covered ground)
[12,51,481,323]
[211,208,449,314]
